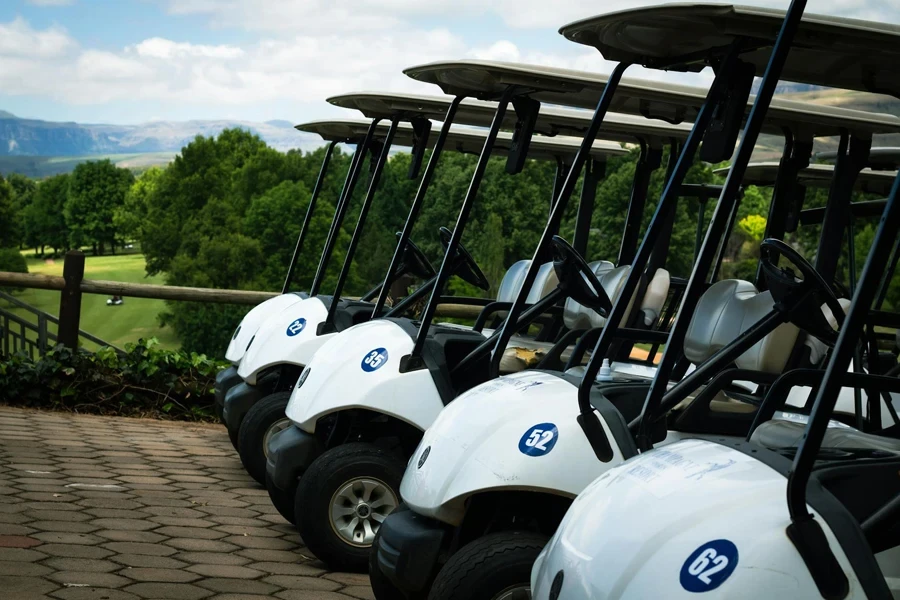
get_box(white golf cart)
[371,8,900,599]
[522,5,900,600]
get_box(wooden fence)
[0,250,484,355]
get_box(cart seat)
[750,419,900,455]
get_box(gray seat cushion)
[751,419,900,455]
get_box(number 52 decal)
[518,423,558,456]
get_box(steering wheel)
[439,227,491,291]
[551,236,613,316]
[392,233,435,280]
[759,238,845,342]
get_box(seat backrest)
[683,279,800,373]
[563,261,619,330]
[495,260,558,304]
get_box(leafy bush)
[0,338,227,421]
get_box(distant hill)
[0,111,320,156]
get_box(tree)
[6,173,36,248]
[65,160,134,254]
[114,167,162,243]
[0,175,17,248]
[25,174,70,255]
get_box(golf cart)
[233,113,623,485]
[371,9,900,600]
[521,4,900,599]
[216,118,392,421]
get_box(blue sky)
[0,0,895,125]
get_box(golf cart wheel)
[429,531,549,600]
[369,518,427,600]
[238,392,292,485]
[227,425,240,451]
[265,471,297,526]
[295,442,403,572]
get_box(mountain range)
[0,111,320,157]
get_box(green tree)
[65,160,134,254]
[115,167,162,243]
[0,175,17,248]
[25,174,70,255]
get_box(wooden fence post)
[58,250,85,349]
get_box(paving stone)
[164,538,240,553]
[0,547,48,561]
[27,509,92,522]
[274,592,352,600]
[264,575,343,591]
[185,564,264,579]
[44,557,121,572]
[38,543,114,559]
[90,518,157,531]
[0,534,42,547]
[236,548,304,563]
[77,498,145,510]
[341,586,376,600]
[93,530,167,543]
[196,578,280,595]
[33,531,104,545]
[49,570,133,588]
[119,567,201,583]
[0,559,53,576]
[153,526,225,540]
[142,506,208,518]
[323,572,375,586]
[123,582,214,599]
[109,554,188,569]
[215,525,282,538]
[246,561,326,576]
[51,588,142,600]
[173,552,250,566]
[0,575,58,598]
[102,542,176,557]
[223,535,296,550]
[29,520,100,533]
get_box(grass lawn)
[3,252,180,351]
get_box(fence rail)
[0,250,484,356]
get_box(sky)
[1,0,898,125]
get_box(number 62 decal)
[518,423,558,456]
[680,539,738,592]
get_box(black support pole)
[630,0,810,451]
[488,62,631,379]
[309,120,380,297]
[407,90,515,365]
[371,97,463,318]
[321,118,400,333]
[282,140,338,294]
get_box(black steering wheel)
[759,238,845,342]
[439,227,491,291]
[551,235,613,316]
[392,233,435,280]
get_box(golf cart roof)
[295,119,627,161]
[328,91,692,144]
[817,147,900,171]
[716,162,899,196]
[404,60,900,139]
[560,4,900,97]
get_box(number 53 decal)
[361,348,389,372]
[518,423,558,456]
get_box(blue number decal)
[680,539,738,592]
[286,318,306,337]
[361,348,389,372]
[518,423,558,456]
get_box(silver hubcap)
[329,477,398,547]
[262,418,291,460]
[493,585,530,600]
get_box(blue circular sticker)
[361,348,389,372]
[680,539,739,592]
[286,318,307,337]
[518,423,558,457]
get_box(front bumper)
[214,366,242,417]
[222,381,269,431]
[265,425,321,491]
[374,506,450,593]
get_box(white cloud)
[0,17,73,59]
[133,38,244,60]
[27,0,75,5]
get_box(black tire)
[266,471,298,526]
[428,532,549,600]
[369,513,427,600]
[227,425,240,451]
[295,442,405,572]
[237,392,292,485]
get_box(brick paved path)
[0,407,374,600]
